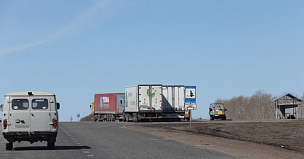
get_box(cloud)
[0,40,50,56]
[0,1,107,57]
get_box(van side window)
[32,99,48,109]
[12,99,29,110]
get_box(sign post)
[185,86,197,126]
[187,106,194,126]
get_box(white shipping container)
[138,85,162,111]
[162,85,185,112]
[125,86,138,112]
[125,85,162,113]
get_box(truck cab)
[1,92,60,150]
[209,103,227,120]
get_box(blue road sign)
[185,86,196,104]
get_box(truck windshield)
[213,105,224,110]
[12,99,29,110]
[32,99,48,109]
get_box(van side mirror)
[209,108,212,111]
[90,104,92,109]
[57,103,60,110]
[0,104,3,111]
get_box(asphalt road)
[0,122,241,159]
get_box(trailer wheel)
[125,114,131,122]
[132,113,138,122]
[6,142,13,150]
[133,116,137,122]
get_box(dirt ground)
[126,119,304,159]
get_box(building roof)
[273,93,303,102]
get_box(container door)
[139,85,162,111]
[30,97,51,132]
[8,97,31,132]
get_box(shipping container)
[162,85,189,120]
[125,85,162,122]
[125,86,138,113]
[92,93,125,121]
[162,85,185,112]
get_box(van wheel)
[47,142,55,150]
[6,142,13,150]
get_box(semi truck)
[1,92,60,150]
[90,84,196,122]
[209,103,227,120]
[125,85,162,122]
[91,93,125,121]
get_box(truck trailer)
[91,93,125,121]
[125,85,162,122]
[162,85,189,121]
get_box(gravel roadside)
[125,120,304,159]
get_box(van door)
[30,97,51,132]
[8,97,31,132]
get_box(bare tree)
[214,91,274,120]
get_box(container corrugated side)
[94,93,117,114]
[162,85,185,112]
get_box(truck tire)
[125,114,131,122]
[6,142,13,150]
[133,113,138,122]
[210,116,214,121]
[47,142,55,150]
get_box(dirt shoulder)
[126,120,304,159]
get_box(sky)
[0,0,303,121]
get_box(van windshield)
[12,99,29,110]
[32,99,48,109]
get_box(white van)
[1,92,60,150]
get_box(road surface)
[0,122,241,159]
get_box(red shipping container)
[94,93,125,114]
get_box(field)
[128,119,304,154]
